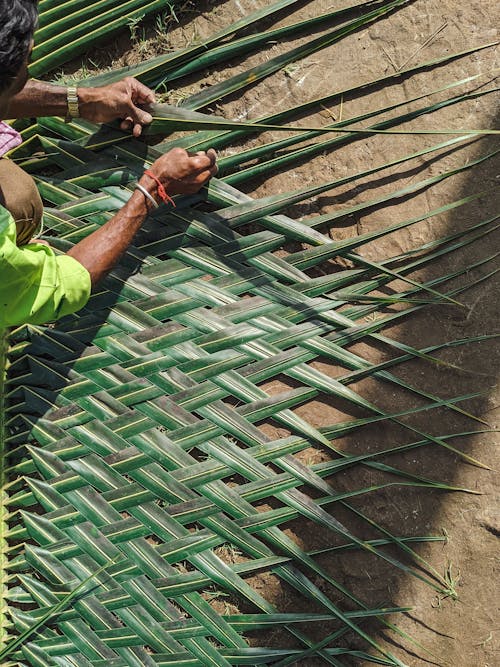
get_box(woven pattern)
[5,125,376,663]
[3,1,496,664]
[4,112,491,666]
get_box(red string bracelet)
[144,170,176,207]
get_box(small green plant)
[432,562,462,607]
[127,14,145,43]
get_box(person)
[0,0,217,329]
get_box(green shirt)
[0,205,91,328]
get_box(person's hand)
[78,78,155,137]
[140,147,218,201]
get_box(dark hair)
[0,0,38,93]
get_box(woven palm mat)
[4,117,469,666]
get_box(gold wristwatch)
[65,86,80,122]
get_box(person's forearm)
[7,80,68,118]
[7,79,98,119]
[66,148,217,286]
[67,180,156,286]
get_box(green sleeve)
[0,206,91,328]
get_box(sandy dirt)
[61,1,499,665]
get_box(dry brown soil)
[66,1,499,665]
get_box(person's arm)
[7,77,155,136]
[67,147,218,286]
[0,148,217,329]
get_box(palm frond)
[2,1,497,665]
